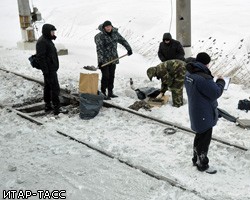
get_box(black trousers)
[43,71,60,107]
[100,64,116,93]
[193,128,212,166]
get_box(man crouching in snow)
[185,52,225,172]
[146,59,186,107]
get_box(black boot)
[101,89,106,96]
[196,153,209,171]
[104,96,111,100]
[45,103,53,112]
[108,91,118,98]
[53,105,68,115]
[101,89,111,100]
[192,148,197,166]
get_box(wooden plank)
[16,102,45,112]
[6,107,43,126]
[147,95,169,107]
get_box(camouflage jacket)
[154,60,186,93]
[94,24,132,65]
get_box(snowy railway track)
[0,67,248,152]
[1,68,250,200]
[2,106,213,200]
[3,95,249,200]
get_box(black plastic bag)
[135,87,160,100]
[79,92,104,120]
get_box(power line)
[169,0,173,32]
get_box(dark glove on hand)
[127,49,133,56]
[98,62,103,68]
[42,69,49,76]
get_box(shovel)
[83,53,128,71]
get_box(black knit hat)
[196,52,211,65]
[103,20,112,28]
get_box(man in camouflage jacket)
[147,59,186,107]
[95,20,132,99]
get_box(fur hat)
[196,52,211,65]
[103,20,112,28]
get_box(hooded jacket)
[94,23,132,65]
[36,24,59,74]
[184,61,225,133]
[158,33,185,62]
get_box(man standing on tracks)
[36,23,64,115]
[146,59,186,107]
[185,52,225,172]
[95,20,133,100]
[158,33,185,62]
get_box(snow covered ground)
[1,0,250,199]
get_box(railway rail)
[0,67,247,151]
[4,105,216,200]
[1,67,249,200]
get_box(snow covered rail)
[0,67,248,151]
[1,66,249,199]
[4,106,213,200]
[0,67,79,104]
[103,102,248,151]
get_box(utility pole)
[16,0,68,54]
[176,0,191,57]
[17,0,35,43]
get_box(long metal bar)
[0,67,248,151]
[3,106,207,199]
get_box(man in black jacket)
[36,24,62,115]
[158,33,185,62]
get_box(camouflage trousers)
[169,71,185,107]
[170,85,184,107]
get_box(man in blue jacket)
[185,52,225,172]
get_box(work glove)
[127,49,133,56]
[98,62,103,68]
[42,69,49,76]
[156,92,163,99]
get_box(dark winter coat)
[184,61,225,133]
[94,24,132,65]
[158,33,185,62]
[36,24,59,74]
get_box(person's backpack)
[28,54,41,69]
[238,99,250,112]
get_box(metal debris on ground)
[128,100,152,111]
[163,127,177,135]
